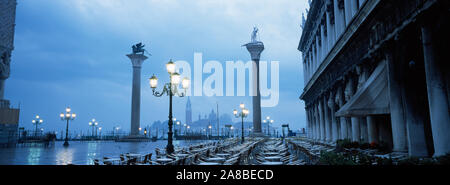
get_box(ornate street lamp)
[149,59,190,154]
[88,119,99,137]
[263,116,274,137]
[208,124,212,139]
[31,115,43,137]
[60,107,76,147]
[233,103,249,144]
[98,127,102,138]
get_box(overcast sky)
[7,0,309,134]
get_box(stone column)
[323,95,332,142]
[326,0,336,50]
[421,22,450,156]
[309,52,313,79]
[315,34,321,67]
[360,117,368,143]
[386,50,408,152]
[318,99,326,141]
[311,108,317,140]
[334,0,346,39]
[359,0,366,8]
[127,54,148,136]
[315,103,321,140]
[351,117,360,142]
[347,117,353,140]
[350,0,358,17]
[306,108,312,139]
[344,0,352,26]
[367,116,378,144]
[336,86,348,139]
[320,21,328,62]
[245,42,265,136]
[328,91,339,142]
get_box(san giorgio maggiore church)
[299,0,449,157]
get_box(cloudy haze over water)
[7,0,309,133]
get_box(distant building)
[0,0,19,146]
[185,97,192,126]
[299,0,449,157]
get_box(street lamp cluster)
[31,115,43,137]
[149,59,190,154]
[263,116,274,136]
[233,103,249,144]
[88,119,99,137]
[60,107,76,147]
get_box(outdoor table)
[215,153,231,158]
[207,157,226,163]
[263,152,279,156]
[264,156,282,162]
[198,162,220,165]
[103,158,120,165]
[156,158,173,165]
[261,161,283,165]
[175,153,190,158]
[126,154,143,161]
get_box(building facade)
[0,0,19,146]
[299,0,449,157]
[185,97,192,126]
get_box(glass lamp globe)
[171,72,181,85]
[149,75,158,88]
[182,77,190,89]
[166,60,176,74]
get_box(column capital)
[245,42,265,61]
[127,54,148,68]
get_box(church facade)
[299,0,449,157]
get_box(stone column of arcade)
[127,53,148,137]
[421,20,450,157]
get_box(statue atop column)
[131,42,152,56]
[251,27,259,43]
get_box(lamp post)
[208,124,212,140]
[233,103,249,144]
[89,119,98,137]
[263,116,274,137]
[98,127,102,139]
[176,120,181,136]
[149,59,190,154]
[60,107,76,147]
[31,115,43,137]
[144,128,147,137]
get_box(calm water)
[0,140,209,165]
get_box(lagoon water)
[0,140,208,165]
